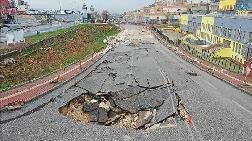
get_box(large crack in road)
[58,28,177,130]
[2,25,251,141]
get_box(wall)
[219,0,237,10]
[180,14,252,64]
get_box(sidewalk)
[154,31,252,94]
[0,44,114,108]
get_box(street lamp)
[82,3,87,23]
[245,42,252,61]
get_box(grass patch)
[25,24,91,44]
[25,27,70,44]
[0,82,15,91]
[0,24,120,91]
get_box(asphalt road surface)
[1,25,252,141]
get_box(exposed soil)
[59,85,176,130]
[0,24,120,91]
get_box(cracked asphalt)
[1,25,252,141]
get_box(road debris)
[187,71,199,76]
[59,84,175,129]
[3,58,16,65]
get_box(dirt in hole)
[59,86,175,129]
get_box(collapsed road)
[1,25,252,141]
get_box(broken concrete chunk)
[105,114,123,126]
[3,58,16,65]
[107,110,117,118]
[90,99,98,103]
[155,98,175,123]
[113,99,139,114]
[187,72,198,76]
[89,109,99,122]
[0,75,5,80]
[111,86,145,100]
[135,111,153,129]
[60,83,175,129]
[99,102,110,111]
[98,108,108,123]
[83,102,99,112]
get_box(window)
[249,32,252,43]
[235,43,238,53]
[237,29,242,41]
[232,42,235,51]
[227,29,232,38]
[223,39,231,48]
[237,44,241,54]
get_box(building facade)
[125,0,169,24]
[180,14,252,65]
[124,0,192,24]
[218,0,252,15]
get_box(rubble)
[135,111,153,129]
[0,75,5,80]
[127,40,140,47]
[187,71,198,76]
[59,84,175,130]
[3,58,16,65]
[154,98,174,123]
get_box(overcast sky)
[25,0,207,13]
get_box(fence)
[0,29,25,45]
[153,26,244,74]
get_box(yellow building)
[219,0,237,11]
[180,14,252,65]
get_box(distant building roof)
[0,0,9,7]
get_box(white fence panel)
[6,32,15,45]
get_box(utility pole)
[89,5,95,23]
[58,0,62,12]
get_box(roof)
[0,0,9,7]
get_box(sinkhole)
[59,85,176,130]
